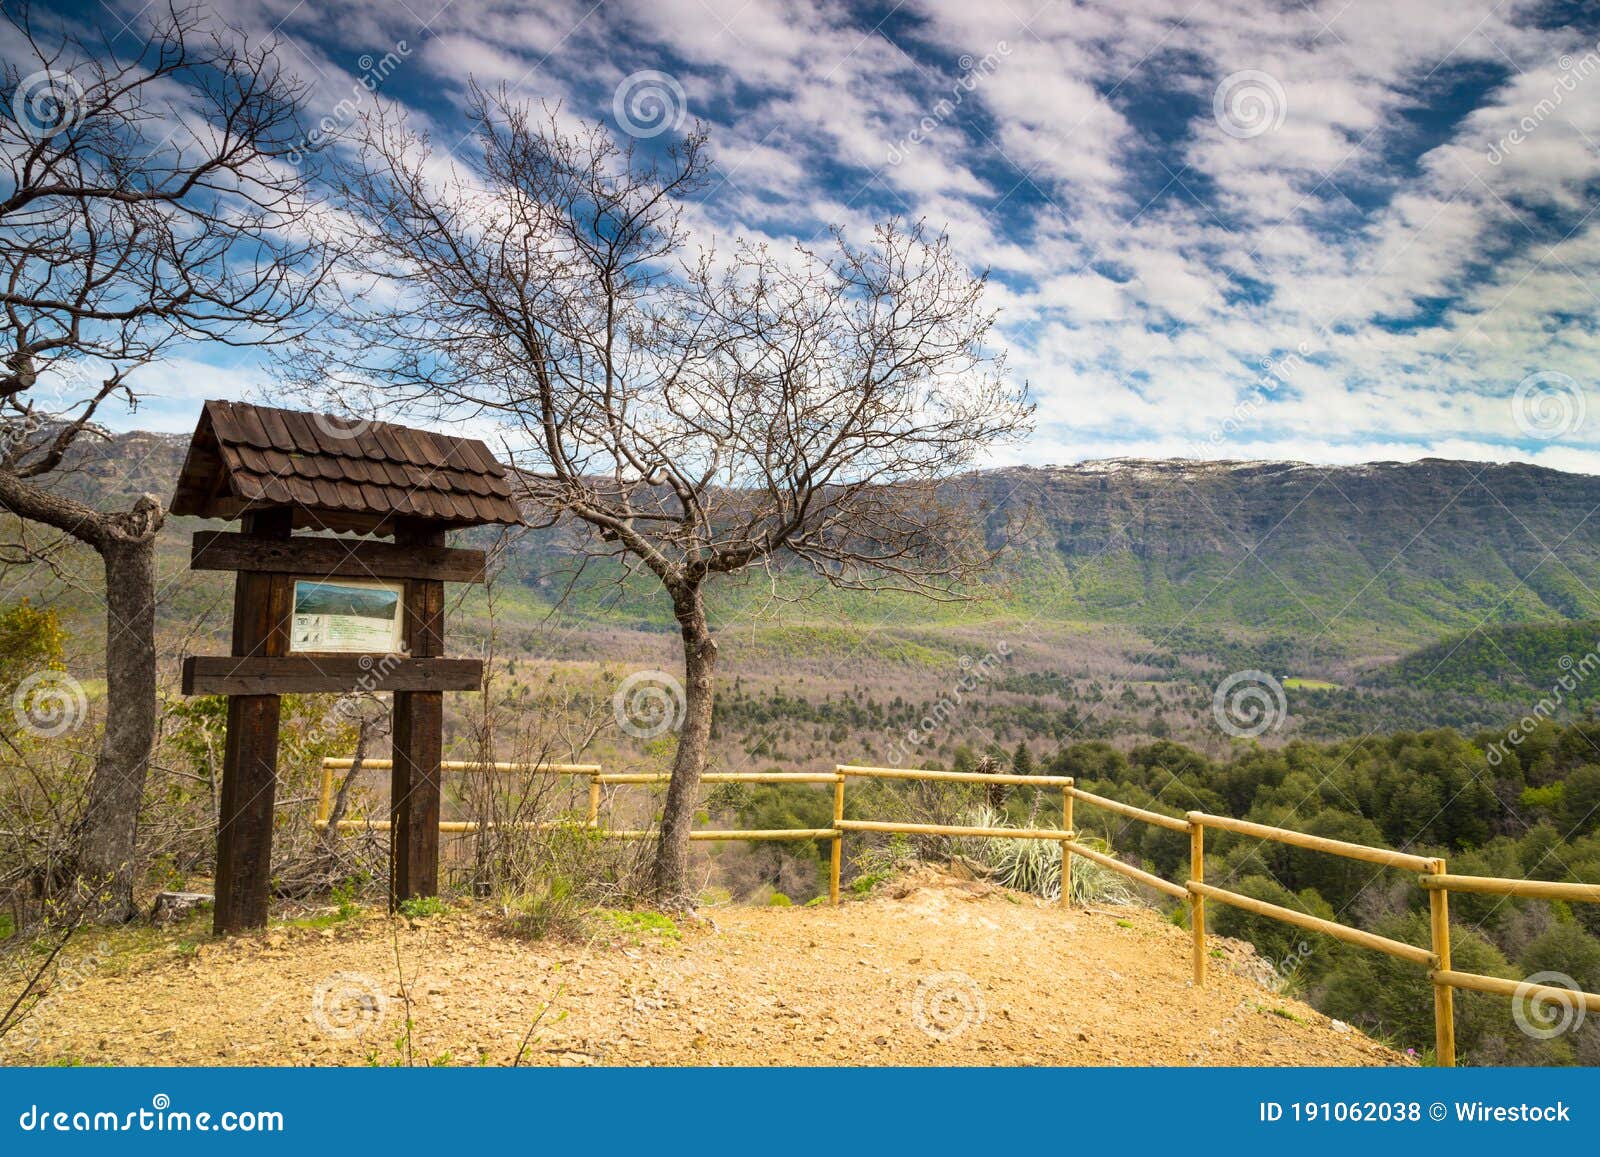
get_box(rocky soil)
[1,868,1405,1067]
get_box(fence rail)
[317,755,1600,1066]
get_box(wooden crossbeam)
[190,530,486,583]
[182,655,483,695]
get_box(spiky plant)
[957,807,1138,905]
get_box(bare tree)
[296,93,1032,901]
[0,3,333,917]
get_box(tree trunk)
[74,511,162,921]
[0,469,162,922]
[652,584,717,902]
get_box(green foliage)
[1319,913,1535,1063]
[1207,875,1336,978]
[849,835,916,894]
[1046,721,1600,1064]
[1520,923,1600,995]
[0,600,64,695]
[1368,620,1600,707]
[500,877,587,941]
[600,909,680,941]
[398,896,448,919]
[1561,766,1600,838]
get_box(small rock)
[150,891,213,926]
[1330,1019,1352,1033]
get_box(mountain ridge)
[28,431,1600,663]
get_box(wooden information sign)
[170,401,520,933]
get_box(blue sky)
[32,0,1600,471]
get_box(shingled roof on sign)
[169,400,522,534]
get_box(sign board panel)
[289,578,406,654]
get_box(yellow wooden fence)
[316,756,1600,1066]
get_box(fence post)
[317,758,334,827]
[1188,813,1206,986]
[830,771,845,905]
[1429,857,1456,1067]
[587,776,601,829]
[1061,783,1074,906]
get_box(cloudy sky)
[43,0,1600,471]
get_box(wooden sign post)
[171,401,520,933]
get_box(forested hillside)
[38,434,1600,653]
[724,720,1600,1064]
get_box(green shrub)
[398,896,448,919]
[500,877,587,941]
[600,909,680,941]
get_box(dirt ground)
[1,869,1405,1067]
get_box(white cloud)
[91,0,1600,474]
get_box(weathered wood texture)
[171,399,521,532]
[213,508,292,934]
[191,530,486,582]
[391,522,447,905]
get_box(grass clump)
[849,834,916,894]
[600,909,680,942]
[954,806,1139,906]
[397,896,448,919]
[500,877,588,942]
